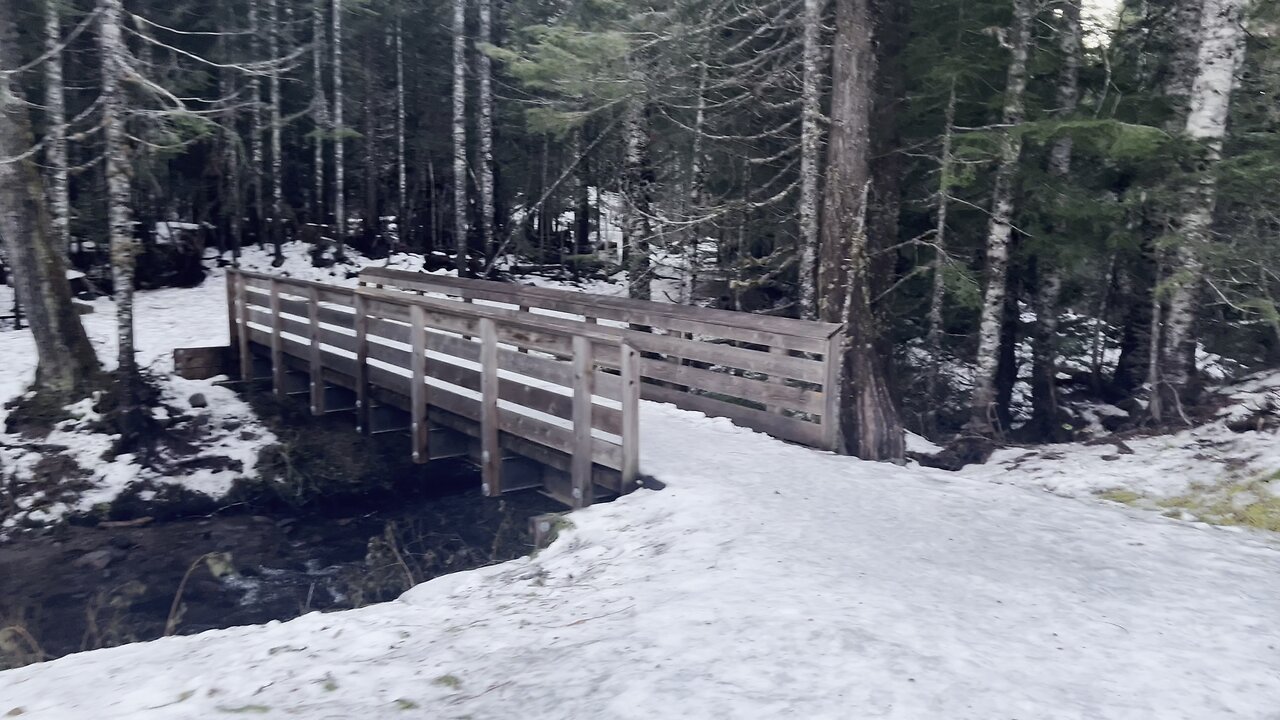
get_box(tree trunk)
[312,0,327,226]
[331,0,346,260]
[249,0,265,249]
[622,95,653,301]
[395,6,407,255]
[681,51,710,305]
[573,129,590,256]
[476,0,496,260]
[43,0,71,258]
[924,81,957,434]
[269,0,284,265]
[867,0,909,316]
[452,0,469,276]
[0,4,100,403]
[1154,0,1248,416]
[1028,0,1082,441]
[362,50,379,251]
[797,0,825,320]
[967,0,1032,435]
[818,0,904,461]
[100,0,143,410]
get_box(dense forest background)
[0,0,1277,460]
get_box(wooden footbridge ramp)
[225,268,844,508]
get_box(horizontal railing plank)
[360,267,841,345]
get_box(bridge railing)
[358,267,845,451]
[227,269,640,507]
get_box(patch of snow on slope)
[958,372,1280,506]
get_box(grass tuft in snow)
[1156,477,1280,532]
[433,674,462,690]
[1096,473,1280,532]
[1098,489,1142,505]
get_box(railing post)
[480,318,502,496]
[620,341,640,492]
[307,286,325,415]
[354,293,370,433]
[822,331,844,453]
[410,304,430,463]
[225,270,239,356]
[269,279,285,398]
[236,272,253,382]
[571,336,595,508]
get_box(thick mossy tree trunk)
[817,0,904,462]
[0,4,101,406]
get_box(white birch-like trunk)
[924,81,957,419]
[99,0,139,386]
[476,0,495,258]
[44,0,71,257]
[967,0,1033,434]
[681,52,709,306]
[1158,0,1248,402]
[332,0,345,259]
[797,0,824,320]
[312,0,327,223]
[622,94,652,301]
[1163,0,1206,127]
[249,0,265,247]
[395,6,407,253]
[452,0,469,275]
[269,0,283,262]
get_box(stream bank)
[0,462,563,670]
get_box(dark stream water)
[0,460,563,670]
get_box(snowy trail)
[3,400,1279,718]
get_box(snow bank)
[958,372,1280,507]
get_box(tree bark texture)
[818,0,904,461]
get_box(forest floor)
[1,244,1278,717]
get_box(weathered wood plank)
[480,318,501,497]
[354,294,370,433]
[270,280,286,397]
[641,383,826,448]
[360,287,825,384]
[236,273,253,381]
[262,337,628,484]
[307,287,325,415]
[359,267,840,345]
[620,342,640,491]
[822,334,843,452]
[410,305,429,463]
[571,336,594,509]
[226,272,239,353]
[636,354,825,415]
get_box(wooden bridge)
[225,267,844,508]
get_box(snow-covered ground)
[3,244,1280,717]
[0,246,470,531]
[959,372,1280,523]
[3,402,1279,718]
